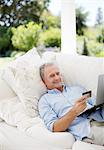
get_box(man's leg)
[82,106,104,145]
[90,107,104,145]
[82,122,104,145]
[90,123,104,146]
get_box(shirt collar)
[47,84,67,94]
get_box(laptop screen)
[96,74,104,106]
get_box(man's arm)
[53,96,88,132]
[38,96,58,131]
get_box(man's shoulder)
[39,91,50,101]
[40,92,48,99]
[66,84,86,90]
[67,84,86,91]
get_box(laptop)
[80,74,104,115]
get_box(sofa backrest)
[0,52,104,101]
[42,52,104,96]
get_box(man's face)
[43,65,63,91]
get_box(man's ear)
[41,78,47,87]
[42,78,45,84]
[41,78,47,89]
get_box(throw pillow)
[2,48,47,117]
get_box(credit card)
[82,90,92,97]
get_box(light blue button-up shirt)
[38,85,96,140]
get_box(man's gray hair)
[39,63,55,82]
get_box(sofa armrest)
[26,119,75,149]
[72,141,104,150]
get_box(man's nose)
[55,74,60,80]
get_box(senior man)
[38,63,104,145]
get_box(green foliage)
[82,38,89,56]
[76,7,89,35]
[11,22,42,51]
[0,26,8,36]
[10,51,25,58]
[77,24,104,57]
[0,26,13,56]
[87,40,104,56]
[96,51,104,57]
[41,11,61,29]
[96,28,104,43]
[38,27,61,47]
[84,27,99,41]
[76,35,84,54]
[0,0,50,27]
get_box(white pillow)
[42,51,57,63]
[0,96,42,130]
[2,48,47,117]
[15,65,47,117]
[0,71,16,100]
[0,96,26,126]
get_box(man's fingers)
[77,95,89,102]
[77,96,85,102]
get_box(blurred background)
[0,0,104,67]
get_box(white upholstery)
[0,71,75,149]
[0,73,16,122]
[0,72,15,100]
[1,48,46,117]
[0,51,104,150]
[0,96,26,127]
[26,122,75,149]
[43,52,104,96]
[73,141,104,150]
[56,54,104,96]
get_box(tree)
[38,27,61,48]
[12,22,42,51]
[76,7,89,35]
[40,10,61,29]
[0,0,50,27]
[95,7,103,25]
[82,38,89,56]
[0,26,13,56]
[97,28,104,43]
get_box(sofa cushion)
[0,96,26,126]
[2,48,47,117]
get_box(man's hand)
[53,95,89,132]
[73,95,88,116]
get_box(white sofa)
[0,49,104,150]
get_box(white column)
[61,0,77,54]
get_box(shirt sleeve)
[38,96,58,132]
